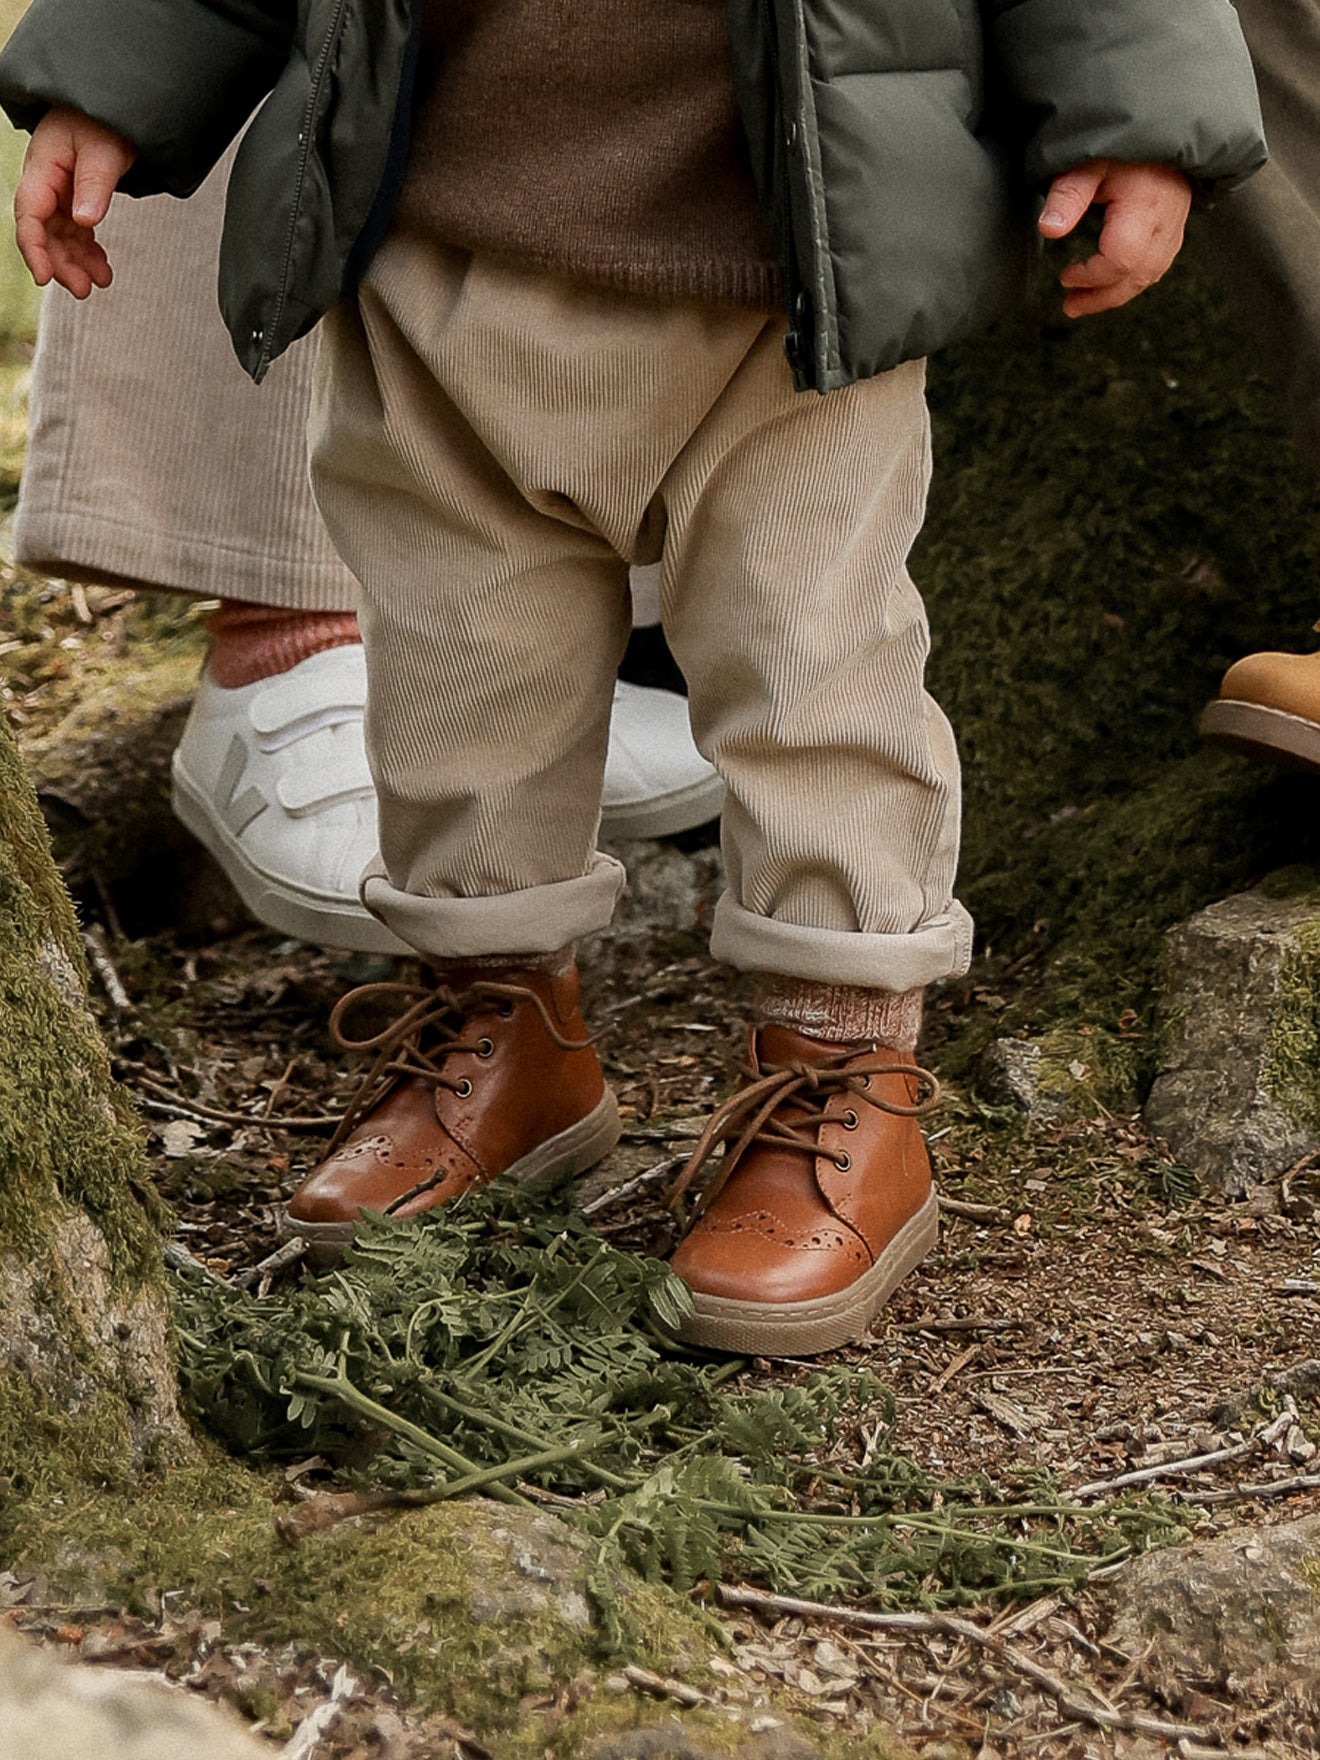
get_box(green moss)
[5,1452,918,1757]
[1010,1022,1146,1119]
[1262,911,1320,1131]
[0,718,180,1488]
[0,719,165,1278]
[919,254,1320,1056]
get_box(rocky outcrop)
[1145,888,1320,1192]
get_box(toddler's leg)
[657,324,967,1353]
[661,325,969,989]
[308,245,638,962]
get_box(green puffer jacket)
[0,0,1265,391]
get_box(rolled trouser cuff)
[361,854,627,960]
[711,892,974,990]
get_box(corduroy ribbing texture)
[398,0,780,311]
[15,150,360,610]
[309,238,973,987]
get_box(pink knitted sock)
[205,600,361,688]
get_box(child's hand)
[1037,160,1192,319]
[14,107,136,297]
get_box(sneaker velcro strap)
[251,650,368,735]
[276,741,375,813]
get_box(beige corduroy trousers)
[308,233,972,988]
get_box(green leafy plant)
[172,1188,1193,1638]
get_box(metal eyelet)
[842,1108,859,1130]
[498,1001,515,1018]
[834,1151,851,1172]
[861,1075,872,1089]
[477,1037,495,1058]
[456,1078,473,1098]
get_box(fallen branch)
[621,1664,710,1708]
[1183,1471,1320,1506]
[579,1154,687,1218]
[233,1235,308,1292]
[82,924,133,1014]
[939,1197,1009,1223]
[130,1073,342,1133]
[716,1584,1217,1745]
[1072,1412,1292,1499]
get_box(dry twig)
[717,1584,1219,1745]
[82,924,133,1014]
[1072,1411,1293,1498]
[939,1197,1010,1223]
[621,1665,710,1708]
[579,1154,687,1218]
[1186,1471,1320,1505]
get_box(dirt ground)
[2,534,1319,1760]
[4,578,1320,1760]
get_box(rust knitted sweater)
[395,0,781,310]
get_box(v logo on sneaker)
[216,735,268,835]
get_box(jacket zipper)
[763,0,812,388]
[261,0,352,380]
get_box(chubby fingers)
[14,108,135,297]
[1040,159,1192,319]
[1037,162,1108,241]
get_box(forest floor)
[4,571,1320,1760]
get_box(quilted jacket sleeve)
[0,0,296,197]
[984,0,1266,191]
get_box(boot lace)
[666,1044,940,1222]
[324,979,592,1156]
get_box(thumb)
[1038,161,1108,239]
[71,133,134,226]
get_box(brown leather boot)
[1200,645,1320,772]
[666,1024,940,1357]
[285,964,619,1259]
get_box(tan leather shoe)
[285,964,619,1260]
[665,1024,940,1357]
[1200,647,1320,772]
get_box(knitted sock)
[438,945,577,981]
[206,600,361,688]
[756,977,923,1053]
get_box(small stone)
[978,1039,1065,1123]
[1285,1424,1317,1464]
[1106,1514,1320,1679]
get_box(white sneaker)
[600,678,724,839]
[170,646,409,955]
[172,653,724,951]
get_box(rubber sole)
[665,1191,941,1358]
[282,1089,622,1264]
[1199,698,1320,775]
[599,772,726,840]
[172,754,412,956]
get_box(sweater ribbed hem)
[419,232,783,315]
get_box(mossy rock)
[4,1461,911,1759]
[1145,876,1320,1189]
[919,253,1320,1063]
[0,714,190,1502]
